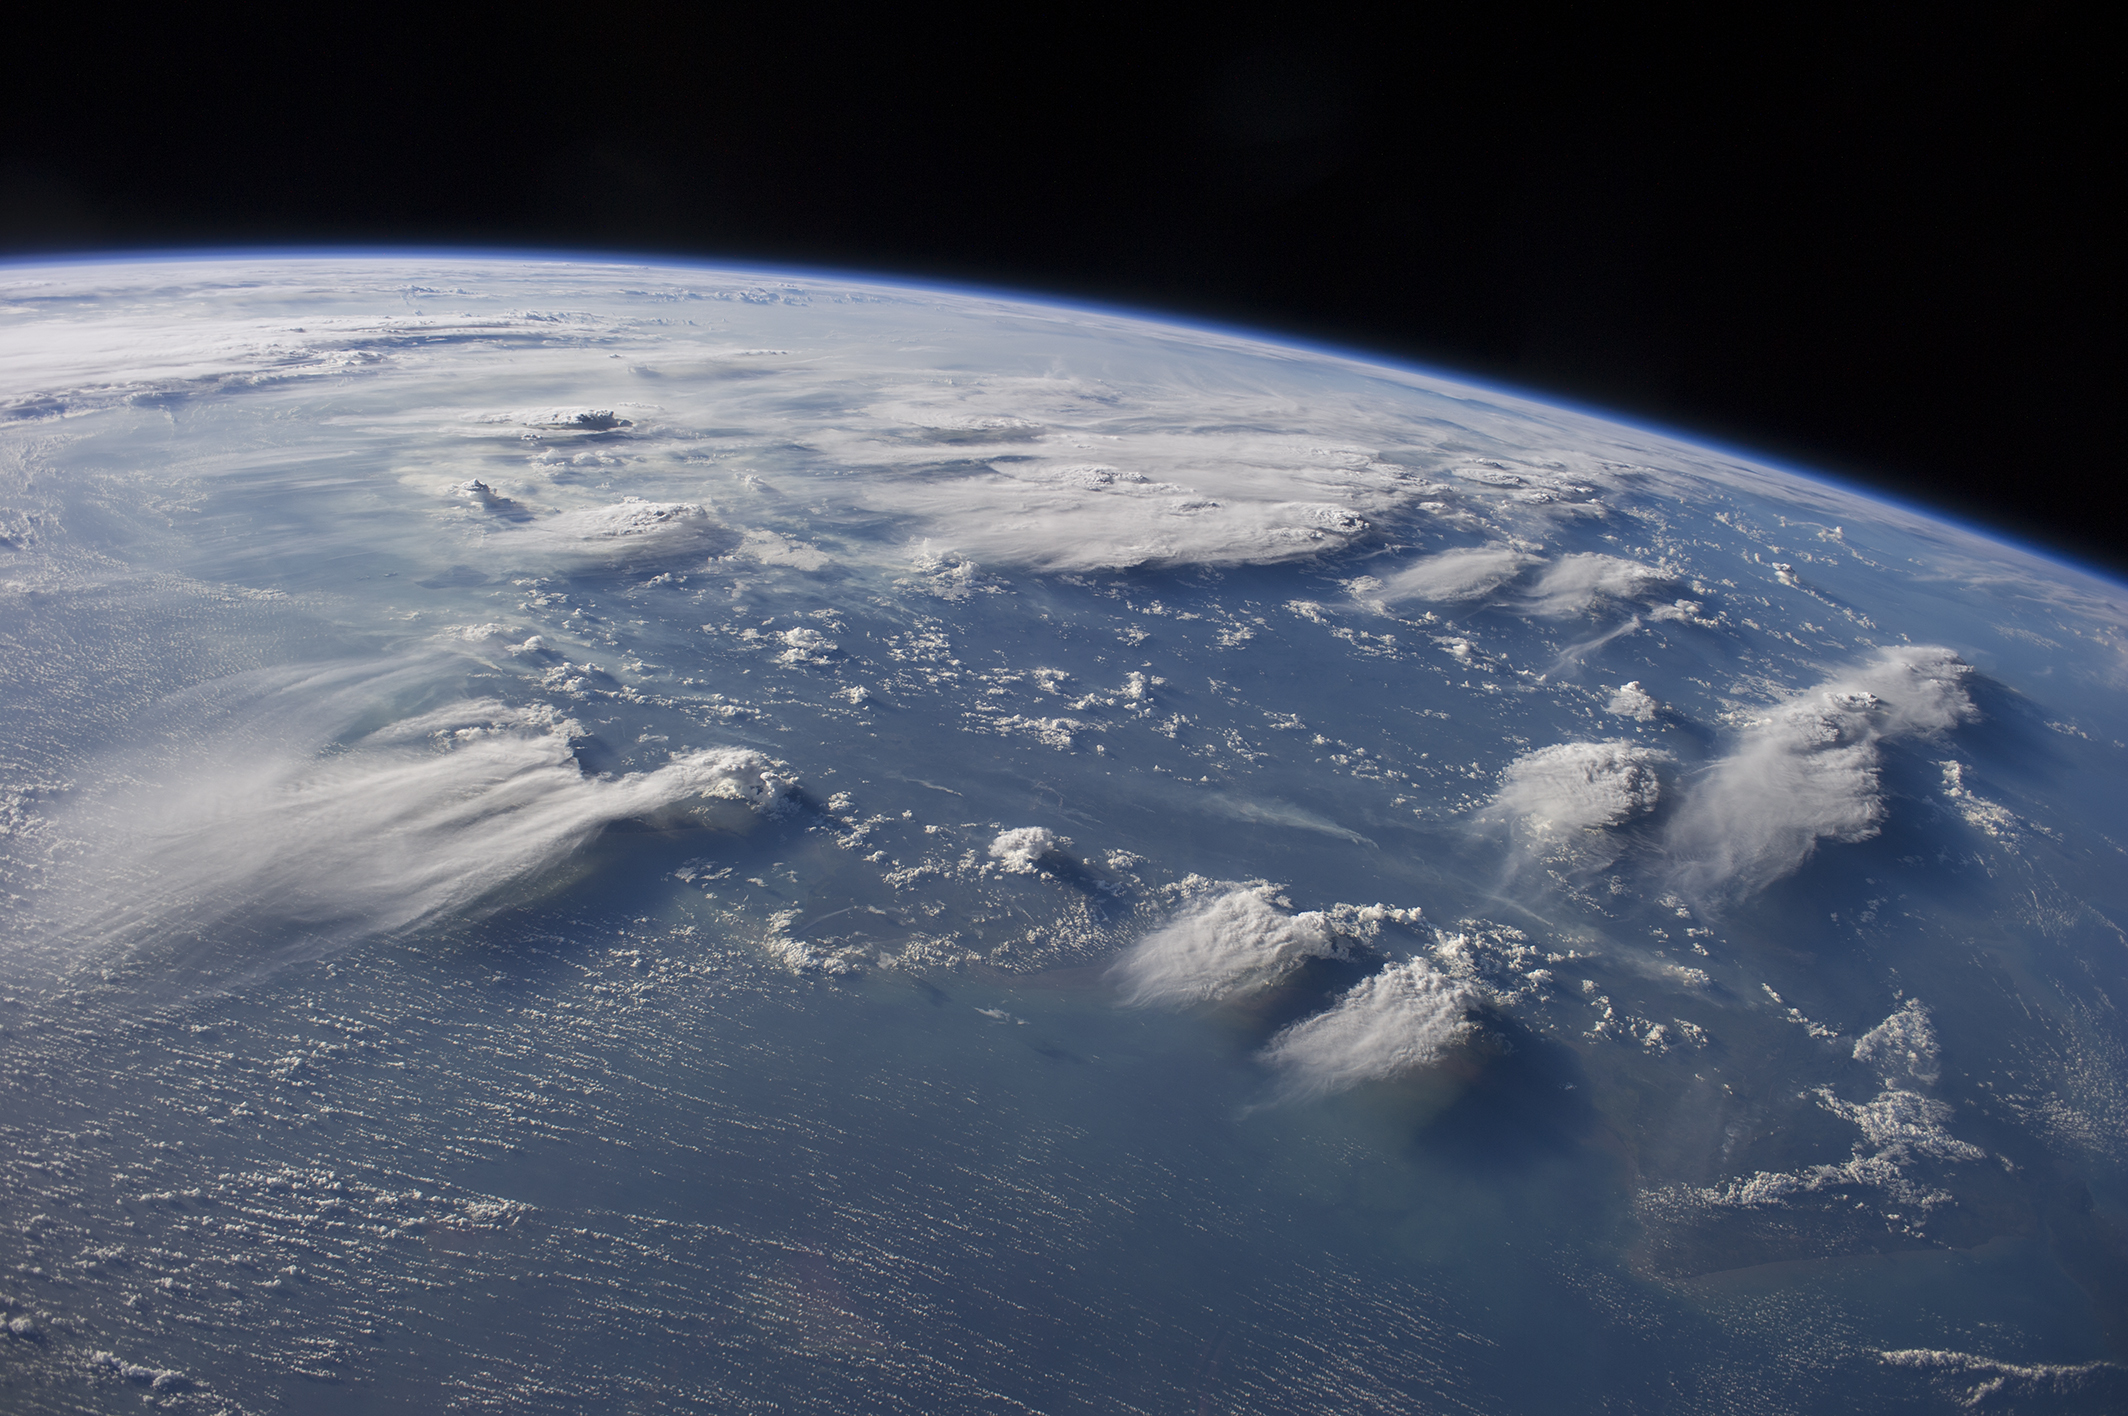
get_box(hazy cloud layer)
[7,256,2121,639]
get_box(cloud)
[988,826,1068,874]
[61,664,789,965]
[1665,646,1975,897]
[735,528,833,571]
[1111,882,1355,1005]
[1491,741,1670,833]
[1366,550,1674,618]
[1604,681,1661,721]
[1852,998,1940,1086]
[878,459,1375,572]
[1259,957,1480,1098]
[1523,553,1675,617]
[503,497,738,569]
[1938,759,2044,844]
[10,256,2118,643]
[1876,1350,2127,1409]
[485,407,636,431]
[1374,545,1536,603]
[1687,998,1984,1213]
[1197,793,1374,845]
[1697,1082,1986,1212]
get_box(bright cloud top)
[989,826,1068,874]
[1524,553,1675,617]
[1375,545,1537,604]
[874,453,1379,573]
[1666,646,1976,897]
[502,497,737,568]
[68,674,788,963]
[1260,957,1480,1098]
[1605,681,1661,721]
[1111,882,1381,1005]
[1492,741,1671,833]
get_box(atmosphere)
[2,21,2120,1415]
[0,10,2113,573]
[2,256,2124,1412]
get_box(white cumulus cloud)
[1605,681,1661,721]
[1876,1349,2128,1409]
[1689,997,1984,1213]
[879,459,1374,572]
[1852,997,1940,1086]
[988,826,1068,874]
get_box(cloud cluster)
[1259,958,1480,1099]
[1492,741,1670,833]
[487,407,636,432]
[1852,998,1940,1086]
[1113,884,1467,1097]
[10,256,2114,639]
[1665,646,1975,897]
[1697,998,1984,1212]
[1877,1349,2128,1409]
[1111,882,1355,1005]
[1369,547,1675,620]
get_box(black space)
[4,10,2117,572]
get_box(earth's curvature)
[2,254,2126,1413]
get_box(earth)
[2,255,2126,1414]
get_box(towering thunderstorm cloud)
[1491,740,1670,834]
[1665,646,1975,898]
[1260,958,1480,1099]
[60,663,787,966]
[1375,546,1537,604]
[1111,882,1357,1005]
